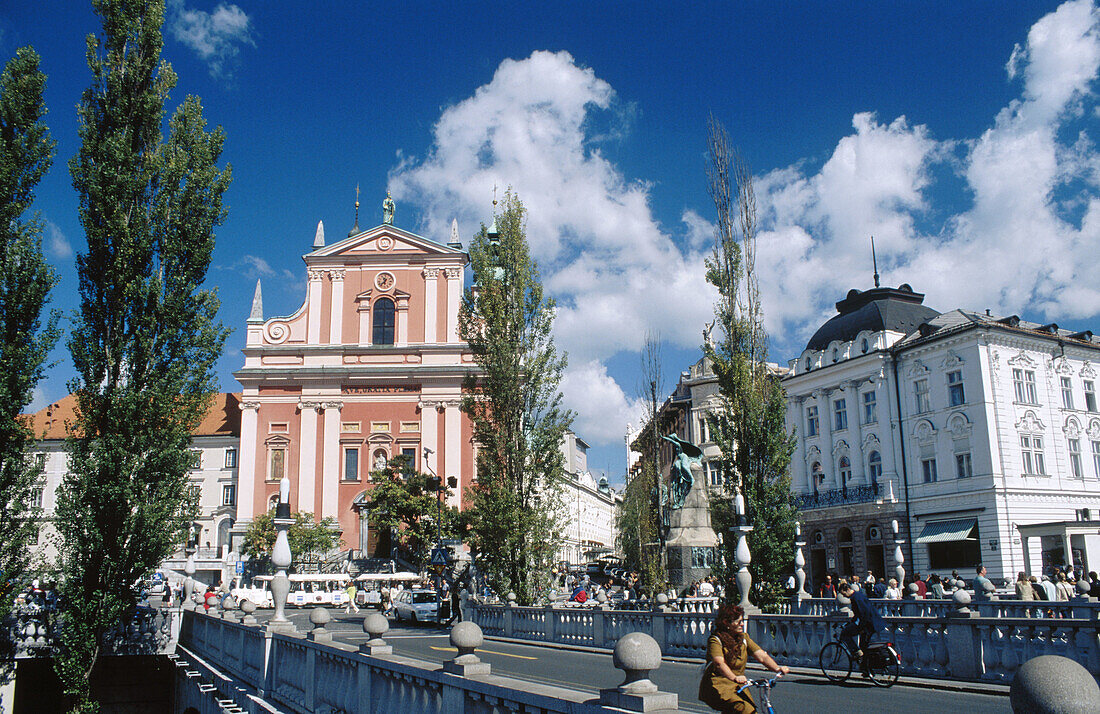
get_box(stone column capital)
[240,401,261,411]
[308,269,326,282]
[423,267,440,280]
[444,267,463,281]
[328,269,346,281]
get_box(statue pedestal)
[666,462,717,592]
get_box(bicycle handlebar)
[736,674,783,694]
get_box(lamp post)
[268,476,295,632]
[424,447,442,550]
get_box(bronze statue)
[662,434,702,509]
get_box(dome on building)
[806,285,940,351]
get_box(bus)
[355,571,422,609]
[232,574,354,609]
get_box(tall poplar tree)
[0,47,59,624]
[703,117,796,610]
[54,2,230,708]
[459,190,572,605]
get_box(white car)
[392,589,440,623]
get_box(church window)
[344,447,360,481]
[372,297,395,345]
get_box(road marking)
[429,645,537,660]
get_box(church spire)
[348,184,361,237]
[871,235,880,288]
[248,279,264,323]
[313,220,325,248]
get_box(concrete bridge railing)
[176,608,681,713]
[466,595,1100,682]
[6,604,179,659]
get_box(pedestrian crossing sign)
[430,547,449,566]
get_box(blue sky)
[5,1,1100,482]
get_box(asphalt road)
[241,608,1012,713]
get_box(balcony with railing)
[795,483,879,510]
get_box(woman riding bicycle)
[699,603,789,712]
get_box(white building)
[557,431,620,565]
[28,393,241,585]
[784,283,1100,587]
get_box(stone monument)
[662,434,718,591]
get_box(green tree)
[703,117,797,611]
[53,2,231,709]
[359,456,458,567]
[0,47,59,623]
[240,511,342,565]
[459,189,572,605]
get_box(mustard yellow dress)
[698,633,760,713]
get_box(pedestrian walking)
[345,581,360,613]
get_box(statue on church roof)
[382,191,395,225]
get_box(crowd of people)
[813,563,1100,604]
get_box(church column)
[297,401,321,514]
[357,296,371,346]
[445,268,463,343]
[396,295,409,347]
[444,400,461,508]
[321,401,342,519]
[328,270,345,345]
[423,268,439,343]
[237,401,260,522]
[848,380,867,485]
[420,398,440,474]
[307,269,324,344]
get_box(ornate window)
[921,457,938,483]
[1062,377,1074,410]
[1013,369,1038,404]
[806,406,819,437]
[947,370,965,407]
[811,461,824,492]
[372,297,395,345]
[863,391,877,424]
[1069,439,1083,478]
[222,484,236,506]
[868,451,882,485]
[1093,439,1100,478]
[1086,380,1097,413]
[914,378,931,413]
[833,399,848,431]
[1020,434,1046,475]
[838,456,852,486]
[955,452,973,478]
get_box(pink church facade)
[231,212,476,555]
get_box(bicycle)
[818,638,900,687]
[735,674,783,714]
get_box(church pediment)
[308,224,465,260]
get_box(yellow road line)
[428,645,537,660]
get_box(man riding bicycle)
[837,581,887,673]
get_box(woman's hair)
[888,578,897,587]
[712,603,745,653]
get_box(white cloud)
[26,387,47,414]
[390,51,715,448]
[390,1,1100,449]
[46,220,72,259]
[167,1,254,78]
[753,0,1100,347]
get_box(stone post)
[793,521,810,609]
[941,588,981,679]
[360,612,392,655]
[221,594,238,621]
[183,547,197,611]
[239,599,258,626]
[892,519,906,589]
[599,632,678,712]
[443,622,491,676]
[1010,655,1100,713]
[306,607,332,643]
[268,477,295,633]
[731,490,756,611]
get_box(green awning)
[914,518,978,544]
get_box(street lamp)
[424,447,442,551]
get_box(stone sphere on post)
[443,621,490,675]
[612,632,662,694]
[359,612,392,656]
[1010,655,1100,713]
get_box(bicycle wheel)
[866,646,900,688]
[819,641,852,683]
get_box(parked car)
[392,589,440,623]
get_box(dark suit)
[840,589,888,659]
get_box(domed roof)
[806,284,940,351]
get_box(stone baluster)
[444,622,490,676]
[599,632,678,712]
[941,587,982,679]
[793,521,810,608]
[306,607,332,643]
[731,490,755,611]
[892,519,906,591]
[183,547,196,611]
[268,476,295,633]
[360,612,392,655]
